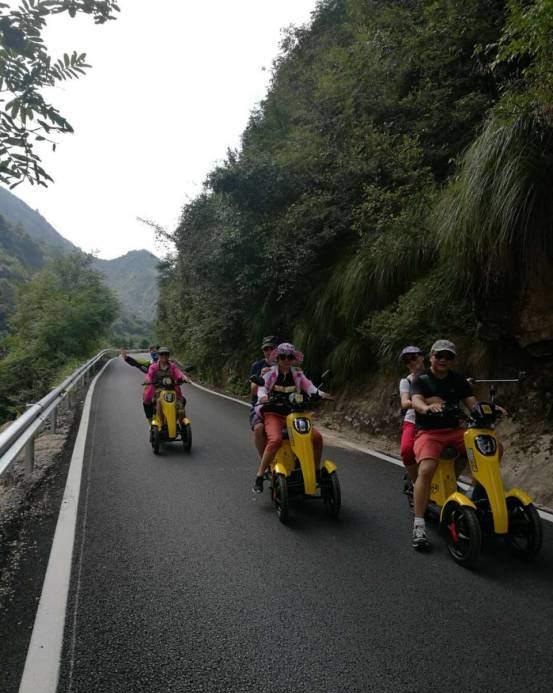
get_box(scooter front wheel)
[151,425,161,455]
[444,504,482,568]
[273,474,289,524]
[506,498,543,558]
[322,470,341,518]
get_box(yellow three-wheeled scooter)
[421,389,542,568]
[253,377,340,523]
[149,375,192,455]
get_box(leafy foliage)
[495,0,553,111]
[157,0,553,387]
[0,0,120,187]
[0,252,117,419]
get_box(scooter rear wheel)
[444,504,482,568]
[273,474,289,524]
[506,498,543,558]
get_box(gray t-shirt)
[399,375,416,424]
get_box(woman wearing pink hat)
[252,342,333,493]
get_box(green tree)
[0,252,118,418]
[0,0,120,187]
[159,0,553,384]
[495,0,553,111]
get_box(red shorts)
[400,421,416,467]
[414,428,466,463]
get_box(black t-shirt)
[250,358,270,404]
[275,371,294,388]
[251,358,270,377]
[412,369,473,430]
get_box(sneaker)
[252,476,264,494]
[412,525,431,551]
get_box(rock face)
[475,256,553,357]
[515,267,553,357]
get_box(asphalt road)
[53,358,553,692]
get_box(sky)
[10,0,317,259]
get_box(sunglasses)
[434,351,455,361]
[262,345,274,351]
[403,353,422,362]
[278,353,296,361]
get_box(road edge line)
[189,380,553,524]
[190,380,249,407]
[18,359,113,693]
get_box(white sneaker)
[412,525,431,551]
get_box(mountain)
[0,213,47,332]
[0,186,77,254]
[94,250,159,324]
[0,186,159,339]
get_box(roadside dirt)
[0,405,80,611]
[320,376,553,510]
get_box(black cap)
[261,335,277,349]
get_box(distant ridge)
[0,186,77,253]
[0,186,159,334]
[94,249,160,324]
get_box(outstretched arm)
[121,352,150,374]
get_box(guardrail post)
[25,437,34,475]
[50,405,57,433]
[0,349,114,482]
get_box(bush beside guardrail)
[0,349,116,480]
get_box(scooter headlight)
[163,392,175,403]
[293,417,311,434]
[474,435,497,456]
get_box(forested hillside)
[0,186,76,253]
[0,186,159,344]
[0,253,118,420]
[94,250,159,325]
[0,214,46,332]
[157,0,553,386]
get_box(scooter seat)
[440,446,458,459]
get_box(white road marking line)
[66,386,102,690]
[18,359,551,692]
[190,380,553,524]
[190,380,249,407]
[18,359,113,693]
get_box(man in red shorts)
[411,339,476,551]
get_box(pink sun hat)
[268,342,304,365]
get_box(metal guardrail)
[0,349,116,480]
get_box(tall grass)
[437,114,553,294]
[294,223,437,379]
